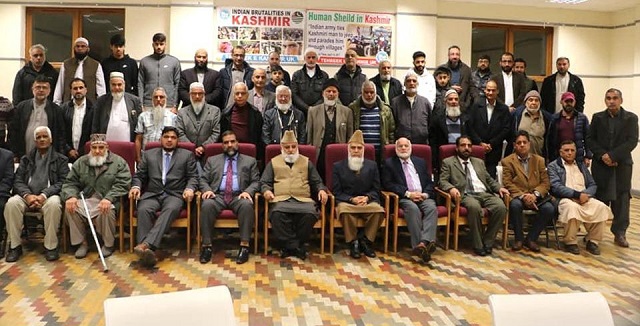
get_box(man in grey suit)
[199,131,260,264]
[439,135,509,256]
[175,82,221,161]
[178,49,221,107]
[129,126,198,267]
[490,52,527,112]
[247,68,275,114]
[91,72,141,142]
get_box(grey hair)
[189,82,205,91]
[275,85,291,95]
[33,126,51,139]
[232,82,248,92]
[153,87,167,96]
[29,44,46,54]
[361,80,376,94]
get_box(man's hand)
[449,188,461,200]
[480,142,492,153]
[33,194,47,208]
[98,199,112,215]
[129,188,141,200]
[183,189,194,201]
[318,190,328,205]
[351,196,368,206]
[498,187,510,198]
[409,192,424,202]
[195,146,205,157]
[584,158,591,168]
[68,149,78,159]
[238,192,253,202]
[263,190,275,201]
[201,191,215,199]
[65,197,78,214]
[602,153,618,167]
[25,194,39,208]
[578,193,590,205]
[451,85,462,93]
[522,193,537,209]
[509,106,516,113]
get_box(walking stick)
[80,192,109,272]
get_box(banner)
[216,7,306,63]
[305,10,393,66]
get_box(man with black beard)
[199,131,260,264]
[471,54,492,103]
[260,130,328,260]
[62,133,131,259]
[331,130,384,259]
[491,52,527,113]
[62,78,94,162]
[178,49,221,107]
[135,87,177,162]
[175,82,221,161]
[92,72,141,143]
[262,85,306,144]
[442,46,473,109]
[430,90,469,173]
[53,37,106,105]
[547,92,591,163]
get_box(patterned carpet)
[1,201,639,326]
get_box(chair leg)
[393,218,398,254]
[329,217,334,254]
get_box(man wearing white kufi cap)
[53,37,106,105]
[260,130,328,260]
[91,71,142,143]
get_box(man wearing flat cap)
[92,72,141,143]
[332,130,384,259]
[54,37,106,105]
[62,133,131,259]
[511,90,552,157]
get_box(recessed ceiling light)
[547,0,588,4]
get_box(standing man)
[175,82,221,162]
[62,134,131,259]
[332,131,384,259]
[266,51,291,86]
[369,60,402,105]
[262,85,306,145]
[547,92,591,163]
[514,58,538,93]
[260,130,328,260]
[491,52,527,112]
[135,87,177,162]
[382,137,439,263]
[406,51,436,106]
[391,72,431,144]
[101,34,138,95]
[247,68,275,114]
[334,49,367,106]
[129,126,198,267]
[199,131,260,264]
[443,46,472,108]
[586,88,638,248]
[62,78,94,162]
[220,83,263,152]
[4,126,68,262]
[53,37,105,105]
[439,136,509,256]
[291,48,329,116]
[178,49,221,108]
[219,46,254,109]
[470,54,492,104]
[349,81,395,159]
[511,90,551,157]
[92,72,141,143]
[138,33,181,108]
[541,57,585,114]
[12,44,58,105]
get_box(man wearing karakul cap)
[511,90,552,156]
[53,37,106,105]
[91,71,142,142]
[260,130,328,260]
[61,133,131,259]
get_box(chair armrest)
[434,187,452,208]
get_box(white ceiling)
[443,0,640,12]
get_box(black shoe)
[423,241,436,262]
[45,247,59,261]
[0,240,5,259]
[483,245,493,255]
[359,239,376,258]
[349,240,361,259]
[473,247,487,256]
[6,246,22,262]
[565,244,580,255]
[280,248,294,259]
[295,247,308,260]
[523,239,540,252]
[199,246,213,264]
[586,241,601,255]
[236,246,250,264]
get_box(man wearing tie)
[199,131,260,264]
[129,126,198,267]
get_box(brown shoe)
[512,241,523,251]
[614,234,629,248]
[524,239,540,252]
[134,242,157,267]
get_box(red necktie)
[224,158,234,204]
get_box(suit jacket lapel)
[393,157,408,188]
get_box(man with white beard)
[262,85,306,144]
[430,89,469,172]
[511,90,552,156]
[61,133,131,259]
[391,72,432,144]
[91,72,141,142]
[348,81,395,160]
[369,60,402,105]
[260,130,328,260]
[331,130,384,259]
[135,87,177,162]
[382,137,439,263]
[175,82,221,161]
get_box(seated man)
[129,126,198,267]
[501,130,554,252]
[382,137,439,263]
[260,130,328,260]
[332,130,384,259]
[199,131,260,264]
[62,133,131,259]
[439,135,509,256]
[0,148,13,259]
[175,82,221,161]
[548,140,612,255]
[4,126,68,262]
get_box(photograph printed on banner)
[345,25,392,58]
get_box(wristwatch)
[533,190,541,198]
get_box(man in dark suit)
[332,131,385,259]
[382,137,439,263]
[540,57,585,114]
[0,147,15,258]
[466,80,512,178]
[439,136,509,256]
[490,52,527,112]
[369,60,402,105]
[586,88,638,248]
[175,82,221,161]
[429,90,469,174]
[178,49,221,108]
[91,72,141,142]
[129,126,199,267]
[61,78,94,162]
[199,131,260,264]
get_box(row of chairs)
[89,140,509,256]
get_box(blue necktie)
[163,153,170,185]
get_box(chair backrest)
[145,141,196,152]
[104,286,237,326]
[382,144,432,173]
[264,144,317,165]
[203,143,257,161]
[324,143,375,190]
[438,144,485,162]
[83,141,136,176]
